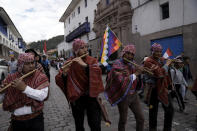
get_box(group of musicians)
[0,38,196,131]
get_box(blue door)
[151,35,183,59]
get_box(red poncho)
[144,56,171,106]
[55,55,104,102]
[105,59,137,106]
[3,70,49,112]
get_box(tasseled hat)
[151,43,162,52]
[72,39,87,54]
[121,44,136,57]
[17,53,34,73]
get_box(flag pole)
[100,24,123,66]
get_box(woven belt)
[11,111,42,121]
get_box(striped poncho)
[105,59,137,106]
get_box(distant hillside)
[29,35,64,52]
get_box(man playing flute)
[105,44,145,131]
[144,43,174,131]
[55,39,104,131]
[0,53,49,131]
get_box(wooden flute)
[0,69,37,93]
[123,58,154,75]
[61,53,89,69]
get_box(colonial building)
[92,0,133,58]
[58,0,99,57]
[0,7,25,59]
[92,0,197,75]
[130,0,197,75]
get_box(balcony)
[66,22,90,42]
[0,31,24,53]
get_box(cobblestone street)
[0,67,197,131]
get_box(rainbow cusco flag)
[100,26,122,66]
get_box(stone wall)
[92,0,133,59]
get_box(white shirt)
[132,74,137,81]
[0,86,48,116]
[170,68,188,86]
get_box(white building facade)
[0,7,25,59]
[58,0,99,57]
[129,0,197,76]
[130,0,197,36]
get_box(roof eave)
[0,7,23,39]
[59,0,80,22]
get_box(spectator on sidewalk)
[41,55,50,82]
[170,59,188,112]
[8,55,17,74]
[183,56,193,100]
[57,58,64,70]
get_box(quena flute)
[61,53,88,69]
[0,69,37,93]
[123,58,154,75]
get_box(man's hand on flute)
[143,67,152,73]
[166,59,173,66]
[134,66,144,76]
[11,78,26,91]
[0,82,8,93]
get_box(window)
[85,0,87,7]
[78,6,80,14]
[85,17,88,22]
[161,2,169,19]
[106,0,110,5]
[72,12,75,18]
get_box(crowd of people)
[0,39,196,131]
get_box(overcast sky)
[0,0,71,43]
